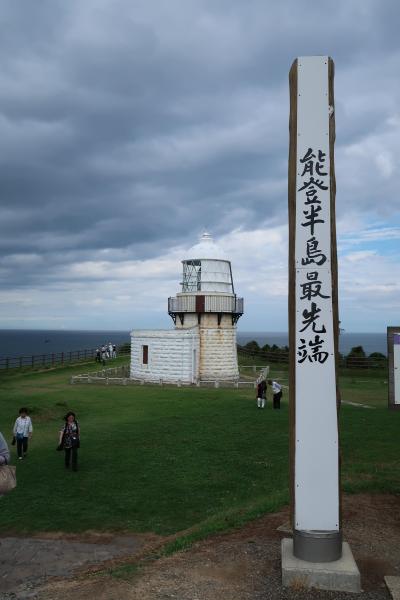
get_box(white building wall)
[130,328,200,383]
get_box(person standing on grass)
[13,408,33,460]
[256,379,267,408]
[0,432,11,498]
[101,345,107,365]
[0,432,10,466]
[58,412,80,472]
[268,379,282,409]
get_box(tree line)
[238,341,387,368]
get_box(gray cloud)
[0,0,399,331]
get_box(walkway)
[0,534,143,598]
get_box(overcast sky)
[0,0,399,333]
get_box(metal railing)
[0,345,131,370]
[168,295,244,314]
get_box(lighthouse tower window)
[142,345,148,365]
[182,260,201,292]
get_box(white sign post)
[387,327,400,410]
[288,56,342,562]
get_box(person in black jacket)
[58,412,80,471]
[256,379,267,409]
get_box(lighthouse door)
[196,295,205,313]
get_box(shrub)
[244,341,260,353]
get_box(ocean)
[0,329,130,360]
[0,329,388,359]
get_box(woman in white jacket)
[13,407,33,460]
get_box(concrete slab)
[281,538,361,593]
[385,576,400,599]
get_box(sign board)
[288,56,341,561]
[387,327,400,410]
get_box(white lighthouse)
[130,233,244,384]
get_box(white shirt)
[13,416,33,437]
[271,381,282,395]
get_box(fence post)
[31,355,34,368]
[19,356,23,368]
[52,353,55,366]
[6,358,9,369]
[61,352,64,365]
[69,352,72,362]
[42,354,45,366]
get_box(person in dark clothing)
[256,379,267,408]
[58,412,80,471]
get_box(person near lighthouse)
[268,379,282,409]
[256,379,267,408]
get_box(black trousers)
[17,436,28,457]
[64,447,78,470]
[273,391,282,409]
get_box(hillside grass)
[0,356,398,538]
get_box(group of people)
[95,343,117,365]
[0,378,282,488]
[0,408,80,476]
[256,379,282,409]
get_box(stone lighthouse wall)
[176,313,239,381]
[199,314,239,381]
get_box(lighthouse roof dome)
[185,232,228,262]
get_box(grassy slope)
[0,358,398,537]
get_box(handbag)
[71,436,80,449]
[0,465,17,495]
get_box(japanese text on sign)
[296,147,332,365]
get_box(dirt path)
[2,494,399,600]
[0,532,157,599]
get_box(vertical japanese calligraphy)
[291,56,340,540]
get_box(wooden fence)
[237,345,388,370]
[0,345,130,370]
[0,342,387,371]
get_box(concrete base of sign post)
[384,576,400,599]
[281,538,361,593]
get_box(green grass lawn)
[0,359,398,541]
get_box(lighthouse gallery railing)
[168,295,243,315]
